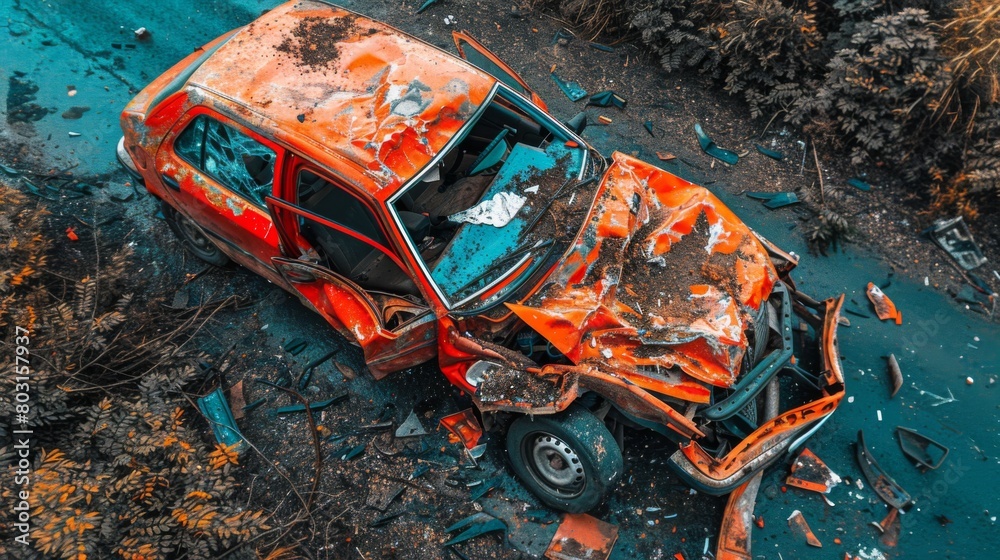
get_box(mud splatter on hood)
[507,152,778,394]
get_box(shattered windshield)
[389,86,589,309]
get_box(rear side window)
[297,169,386,265]
[174,115,276,206]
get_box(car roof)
[187,0,496,198]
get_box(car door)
[155,108,283,279]
[265,165,437,377]
[452,31,549,112]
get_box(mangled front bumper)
[667,291,845,494]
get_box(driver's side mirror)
[564,112,587,135]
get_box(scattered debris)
[754,144,783,160]
[912,383,958,407]
[134,26,151,40]
[694,123,739,165]
[847,177,873,191]
[65,227,79,241]
[924,216,987,270]
[885,354,903,398]
[416,0,438,14]
[855,430,913,510]
[444,514,506,547]
[550,71,587,101]
[716,472,763,560]
[896,427,949,471]
[872,508,901,548]
[786,448,841,494]
[297,348,339,390]
[275,392,348,415]
[197,388,246,452]
[746,191,800,209]
[656,152,676,161]
[587,91,626,109]
[643,121,655,137]
[440,409,483,450]
[283,337,309,355]
[787,510,822,547]
[551,28,573,45]
[68,131,82,137]
[866,283,902,325]
[395,409,428,438]
[596,115,613,125]
[545,513,618,560]
[470,476,501,501]
[367,484,406,512]
[228,380,247,420]
[242,397,266,413]
[334,443,366,461]
[588,41,614,52]
[61,106,90,119]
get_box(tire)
[506,405,623,513]
[162,201,230,266]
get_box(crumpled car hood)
[506,152,778,398]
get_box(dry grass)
[934,0,1000,135]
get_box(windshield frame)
[385,83,590,311]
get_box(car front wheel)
[162,201,230,266]
[506,405,623,513]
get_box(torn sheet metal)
[874,508,901,548]
[450,191,527,227]
[855,430,913,510]
[866,283,902,325]
[395,409,428,438]
[787,510,822,547]
[545,513,618,560]
[716,471,762,560]
[550,72,587,101]
[786,448,841,494]
[886,354,903,398]
[896,427,949,471]
[444,516,506,546]
[926,216,987,270]
[440,408,483,449]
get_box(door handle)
[161,174,180,191]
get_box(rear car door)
[155,109,282,278]
[266,164,437,377]
[452,31,549,112]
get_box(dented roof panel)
[187,1,496,195]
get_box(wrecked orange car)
[118,0,845,512]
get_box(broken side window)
[174,114,275,207]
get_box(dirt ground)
[2,0,998,559]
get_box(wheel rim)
[522,431,586,498]
[177,215,218,256]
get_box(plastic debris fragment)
[924,216,987,270]
[416,0,438,14]
[545,513,619,560]
[746,191,799,209]
[786,448,841,494]
[656,152,675,161]
[597,115,612,125]
[550,72,587,102]
[242,397,266,413]
[694,123,739,165]
[787,510,822,547]
[409,464,430,480]
[283,337,308,355]
[588,42,614,52]
[470,476,501,501]
[855,430,913,510]
[754,144,784,160]
[643,121,655,137]
[587,91,626,109]
[847,177,872,191]
[896,427,949,471]
[866,283,902,324]
[370,509,407,527]
[873,508,900,548]
[440,409,483,449]
[335,443,365,461]
[395,409,428,438]
[551,28,573,45]
[885,354,903,398]
[197,388,247,452]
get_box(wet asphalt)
[2,0,997,558]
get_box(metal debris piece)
[885,354,903,398]
[545,513,619,560]
[656,152,676,161]
[874,508,900,548]
[335,443,366,461]
[896,427,949,471]
[367,483,406,512]
[242,397,266,413]
[283,337,308,355]
[847,177,872,191]
[754,144,783,160]
[370,509,408,527]
[643,121,655,137]
[0,163,18,175]
[444,515,506,546]
[395,409,428,438]
[298,348,339,390]
[550,72,587,102]
[866,283,902,325]
[855,430,913,510]
[596,115,613,125]
[746,191,800,209]
[335,361,357,380]
[589,42,614,52]
[470,476,501,501]
[694,123,739,165]
[440,409,483,450]
[787,510,822,547]
[409,464,430,480]
[551,28,573,45]
[716,472,762,560]
[587,91,626,109]
[197,388,246,452]
[275,392,348,415]
[925,216,987,270]
[786,448,841,494]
